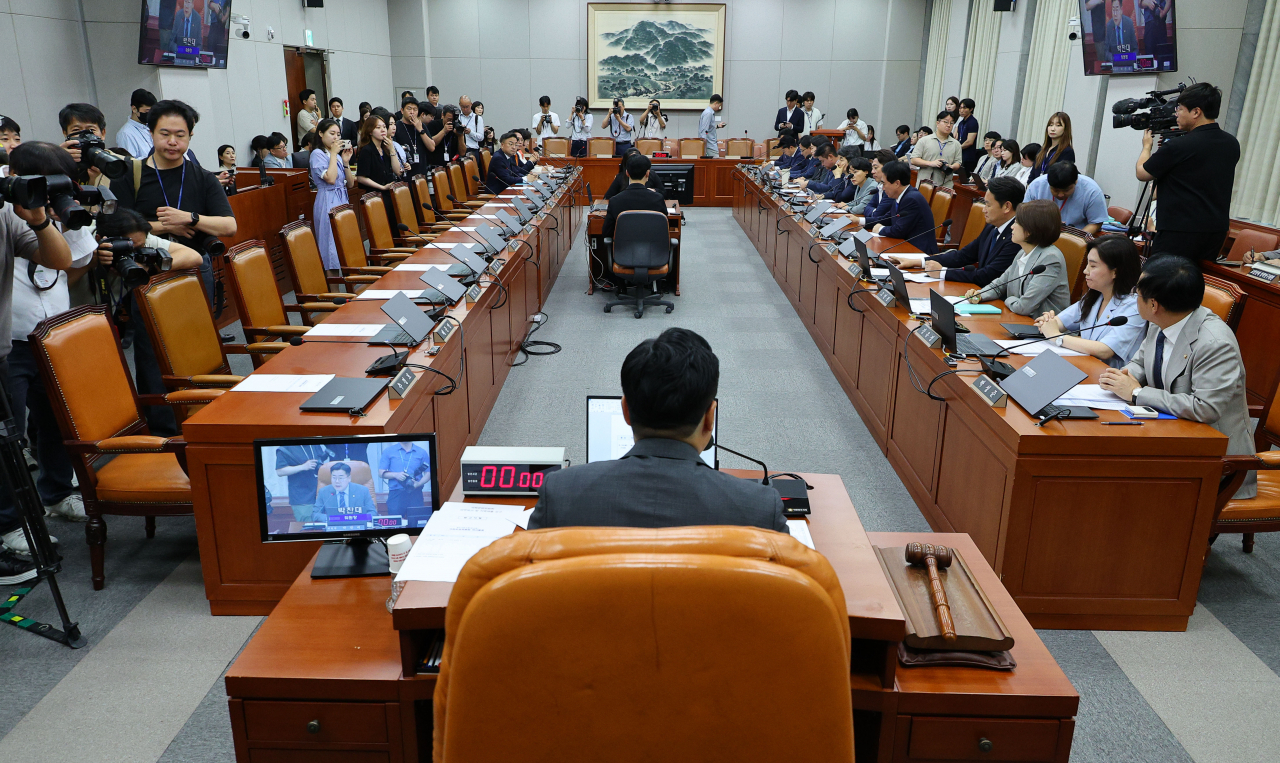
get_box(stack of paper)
[355,289,424,300]
[393,264,451,272]
[786,520,815,550]
[393,502,530,584]
[232,374,335,393]
[1053,384,1129,411]
[902,272,942,283]
[993,339,1086,357]
[304,324,383,337]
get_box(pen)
[1102,421,1143,426]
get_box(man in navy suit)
[885,176,1023,286]
[872,161,938,255]
[774,90,805,138]
[789,136,822,179]
[485,130,526,194]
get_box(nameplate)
[387,367,418,400]
[846,262,863,281]
[915,325,942,349]
[432,319,456,343]
[464,284,483,304]
[1246,267,1279,285]
[876,290,896,308]
[971,375,1008,408]
[825,244,837,256]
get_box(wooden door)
[283,47,308,149]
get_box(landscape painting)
[587,3,726,110]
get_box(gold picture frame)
[586,3,726,110]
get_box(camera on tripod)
[99,238,173,288]
[66,128,128,180]
[1112,84,1186,134]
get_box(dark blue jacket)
[878,186,937,255]
[862,189,893,227]
[775,105,804,136]
[790,153,818,179]
[892,139,912,158]
[485,149,525,193]
[927,222,1018,286]
[773,150,798,169]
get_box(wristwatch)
[190,212,200,226]
[1053,335,1064,347]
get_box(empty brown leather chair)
[223,241,337,341]
[1057,227,1091,300]
[462,156,493,200]
[1218,372,1280,554]
[765,137,782,157]
[917,179,935,205]
[29,306,220,589]
[431,168,472,221]
[359,190,421,253]
[389,183,439,243]
[929,186,954,243]
[1201,274,1248,332]
[588,136,615,158]
[281,220,378,298]
[678,137,704,159]
[1108,205,1133,225]
[635,138,662,155]
[726,138,754,159]
[541,137,570,157]
[479,148,491,178]
[940,199,986,251]
[447,163,486,209]
[434,526,854,762]
[1225,229,1279,263]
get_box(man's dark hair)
[986,176,1025,210]
[710,93,723,104]
[267,134,287,149]
[516,127,532,142]
[1177,82,1222,120]
[500,130,518,144]
[960,98,976,111]
[539,95,551,107]
[9,141,77,177]
[918,126,933,135]
[1021,142,1041,161]
[401,97,419,111]
[984,130,1001,142]
[299,88,316,102]
[371,106,393,122]
[811,134,830,147]
[785,89,800,102]
[329,96,343,108]
[836,144,860,161]
[798,135,813,149]
[1014,199,1062,247]
[1137,255,1206,313]
[848,157,872,174]
[1046,161,1080,189]
[130,88,157,110]
[896,124,910,136]
[0,115,20,135]
[426,85,439,97]
[401,90,414,99]
[777,135,797,148]
[881,160,911,186]
[147,100,199,132]
[621,328,719,436]
[873,148,896,165]
[815,143,835,158]
[58,103,106,133]
[626,153,651,181]
[329,462,353,477]
[846,107,859,120]
[935,110,954,123]
[802,91,815,102]
[94,206,152,238]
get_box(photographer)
[638,100,666,141]
[457,96,484,164]
[395,97,430,177]
[604,98,635,156]
[909,111,963,188]
[530,96,560,149]
[1135,82,1240,262]
[422,104,458,167]
[58,103,128,188]
[569,97,593,158]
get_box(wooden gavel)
[905,542,957,642]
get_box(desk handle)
[306,720,321,734]
[978,737,993,753]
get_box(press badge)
[32,267,54,288]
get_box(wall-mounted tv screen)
[138,0,233,69]
[1078,0,1177,76]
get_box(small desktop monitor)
[649,163,694,205]
[586,396,716,467]
[255,433,440,543]
[138,0,234,69]
[1078,0,1177,75]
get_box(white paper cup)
[387,533,413,573]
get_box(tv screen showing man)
[1079,0,1177,75]
[138,0,233,69]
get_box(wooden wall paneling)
[887,346,946,500]
[430,334,471,494]
[463,300,496,429]
[932,405,1011,566]
[797,237,821,325]
[832,286,864,388]
[855,311,898,449]
[814,258,839,354]
[784,219,804,303]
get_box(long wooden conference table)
[731,166,1227,632]
[183,170,583,615]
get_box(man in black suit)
[485,130,526,194]
[884,176,1023,286]
[872,160,938,255]
[528,328,788,533]
[329,97,359,145]
[774,89,804,138]
[602,154,668,239]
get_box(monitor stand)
[311,538,391,579]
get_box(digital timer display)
[461,463,562,494]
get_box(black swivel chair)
[604,210,676,318]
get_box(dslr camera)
[66,129,128,180]
[0,174,116,230]
[1113,84,1185,134]
[99,238,172,288]
[612,98,622,115]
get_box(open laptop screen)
[586,396,716,467]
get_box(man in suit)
[315,463,376,518]
[485,130,526,194]
[788,135,817,179]
[872,160,938,255]
[774,90,804,139]
[168,0,202,54]
[329,97,360,145]
[528,328,788,533]
[1100,256,1256,499]
[602,154,668,239]
[797,144,837,192]
[886,176,1023,286]
[1104,0,1138,61]
[771,135,799,169]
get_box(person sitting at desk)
[1099,255,1256,499]
[871,160,938,255]
[885,175,1023,287]
[275,444,333,522]
[379,441,432,515]
[796,144,837,192]
[829,156,877,213]
[852,149,898,227]
[1243,247,1280,264]
[965,199,1070,315]
[602,154,668,239]
[485,130,526,194]
[315,463,376,518]
[605,148,664,200]
[1035,234,1146,367]
[788,136,818,179]
[771,135,799,169]
[1024,161,1107,236]
[528,328,788,532]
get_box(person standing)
[330,97,360,145]
[799,91,823,136]
[1139,0,1170,57]
[568,97,593,158]
[116,89,156,159]
[637,100,666,141]
[297,89,321,142]
[1028,112,1075,183]
[531,96,560,148]
[774,91,804,139]
[355,114,404,230]
[955,98,980,172]
[604,99,635,156]
[1084,0,1110,67]
[275,444,333,523]
[310,119,354,272]
[699,94,725,158]
[457,95,484,163]
[394,97,430,178]
[379,441,432,517]
[909,111,963,188]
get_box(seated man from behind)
[528,328,788,532]
[602,154,668,239]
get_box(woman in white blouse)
[637,100,666,140]
[568,96,593,158]
[1035,235,1147,368]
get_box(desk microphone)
[996,316,1128,357]
[287,335,410,376]
[876,220,952,256]
[398,223,486,280]
[964,264,1047,303]
[706,437,770,485]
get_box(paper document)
[426,242,483,250]
[394,264,451,272]
[870,268,890,279]
[787,520,815,550]
[993,339,1085,357]
[232,374,335,393]
[355,289,424,300]
[893,255,925,267]
[303,324,383,338]
[392,502,527,584]
[450,227,478,232]
[909,299,931,313]
[902,272,941,283]
[1054,384,1129,411]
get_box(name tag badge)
[33,267,54,289]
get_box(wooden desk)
[183,171,584,615]
[585,203,683,295]
[1203,254,1280,407]
[544,156,754,207]
[732,168,1226,631]
[227,473,1077,763]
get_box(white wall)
[425,0,928,145]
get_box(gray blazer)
[527,438,789,533]
[983,245,1070,317]
[1123,306,1256,498]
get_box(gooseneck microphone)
[398,223,485,279]
[876,220,952,256]
[706,437,770,485]
[965,264,1047,303]
[997,316,1128,357]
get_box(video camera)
[0,174,117,231]
[99,238,173,288]
[66,129,128,180]
[1112,84,1185,134]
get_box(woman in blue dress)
[310,118,355,271]
[1034,234,1146,368]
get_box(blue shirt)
[1024,174,1108,231]
[378,444,431,492]
[698,107,718,155]
[115,119,153,160]
[1056,292,1146,368]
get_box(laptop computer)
[998,349,1096,421]
[586,395,717,467]
[371,291,434,346]
[885,262,912,305]
[449,244,489,276]
[511,197,536,224]
[417,271,468,304]
[818,215,856,240]
[1001,322,1043,340]
[476,223,508,252]
[495,209,524,236]
[804,200,833,223]
[299,377,390,414]
[930,289,1004,356]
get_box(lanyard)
[154,160,185,210]
[1039,146,1056,174]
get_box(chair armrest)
[372,247,418,254]
[1223,453,1280,476]
[299,292,354,302]
[95,436,180,454]
[245,342,289,354]
[370,251,413,263]
[163,374,243,388]
[165,389,225,404]
[295,302,342,313]
[261,324,310,336]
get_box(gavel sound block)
[905,542,957,642]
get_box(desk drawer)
[243,701,388,744]
[249,751,388,763]
[906,716,1060,761]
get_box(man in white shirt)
[458,95,484,162]
[115,89,156,159]
[799,91,823,137]
[604,98,636,156]
[297,89,321,140]
[531,96,560,148]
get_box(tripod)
[0,377,85,648]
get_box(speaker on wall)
[305,0,324,8]
[993,0,1015,10]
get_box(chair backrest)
[635,138,662,155]
[679,138,703,159]
[1257,371,1280,452]
[612,210,673,271]
[958,201,986,248]
[389,183,420,236]
[430,168,455,211]
[1226,229,1279,263]
[1202,274,1248,332]
[917,180,935,204]
[329,203,370,269]
[290,150,309,169]
[1056,227,1091,300]
[461,156,481,196]
[766,137,782,157]
[435,526,853,763]
[135,269,228,379]
[316,460,376,500]
[479,149,491,178]
[410,174,433,225]
[587,137,614,158]
[1108,205,1133,225]
[359,191,398,249]
[726,138,754,159]
[929,187,953,234]
[225,241,288,330]
[280,221,331,296]
[30,306,145,446]
[446,163,470,203]
[541,137,569,157]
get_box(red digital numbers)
[499,465,516,488]
[480,465,497,488]
[531,471,544,488]
[475,465,545,490]
[518,471,531,488]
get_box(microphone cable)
[513,312,561,366]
